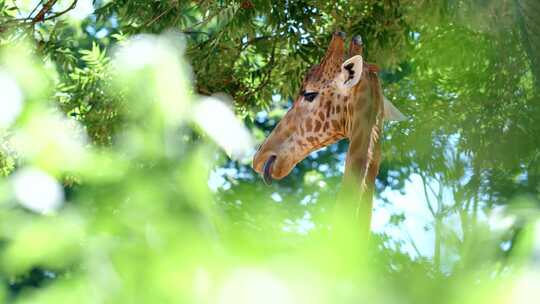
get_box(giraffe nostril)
[263,155,277,185]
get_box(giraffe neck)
[341,72,384,235]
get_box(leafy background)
[0,0,539,303]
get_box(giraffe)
[252,31,405,237]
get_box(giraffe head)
[253,32,404,184]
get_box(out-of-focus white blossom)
[113,33,191,125]
[194,97,254,161]
[217,268,294,304]
[0,71,23,128]
[12,168,64,214]
[11,112,88,173]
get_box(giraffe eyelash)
[303,92,319,102]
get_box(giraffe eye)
[303,92,319,102]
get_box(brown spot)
[336,105,341,113]
[323,121,329,131]
[314,120,322,132]
[331,120,340,130]
[325,103,331,117]
[326,100,332,109]
[307,136,317,144]
[318,111,325,121]
[282,126,293,138]
[305,118,313,132]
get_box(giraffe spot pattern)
[254,42,385,191]
[314,120,322,132]
[305,118,313,132]
[325,103,331,117]
[331,120,340,130]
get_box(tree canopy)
[0,0,539,302]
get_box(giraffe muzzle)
[263,155,277,185]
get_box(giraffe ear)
[383,96,407,121]
[340,55,363,88]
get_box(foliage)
[0,0,539,303]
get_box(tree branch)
[28,0,45,20]
[32,0,58,23]
[144,5,174,27]
[0,0,78,27]
[39,0,78,22]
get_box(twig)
[32,0,58,23]
[420,173,436,215]
[27,0,44,18]
[184,10,221,32]
[182,31,210,36]
[404,229,423,258]
[0,0,78,27]
[40,0,78,22]
[144,5,174,27]
[241,35,274,50]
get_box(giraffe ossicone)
[253,32,405,193]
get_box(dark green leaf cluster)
[0,0,539,302]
